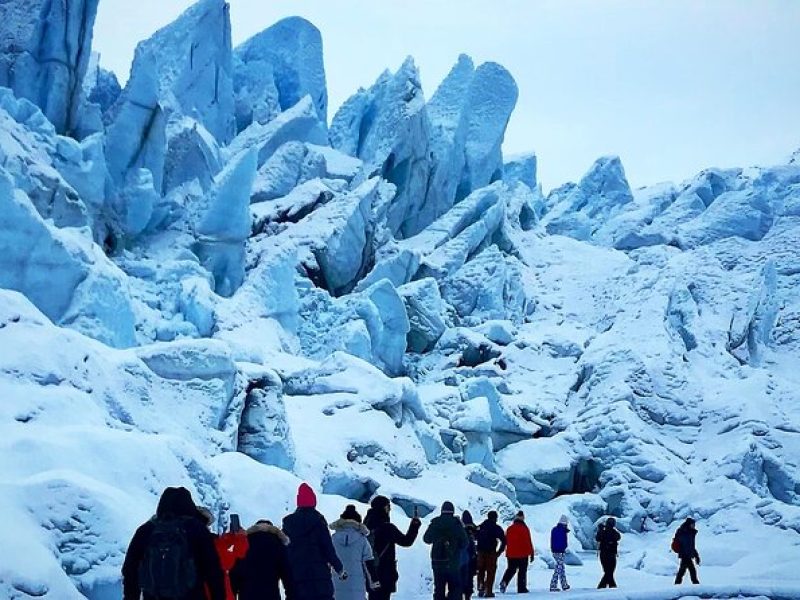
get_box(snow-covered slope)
[1,2,799,598]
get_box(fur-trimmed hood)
[247,522,290,545]
[330,518,370,536]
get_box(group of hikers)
[122,485,703,600]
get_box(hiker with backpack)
[476,511,506,598]
[595,517,621,589]
[229,520,292,600]
[122,486,225,600]
[461,511,479,600]
[363,495,422,600]
[331,505,376,600]
[498,511,533,594]
[549,515,571,592]
[673,517,701,585]
[282,483,347,600]
[423,501,469,600]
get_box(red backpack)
[671,535,680,554]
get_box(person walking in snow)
[230,520,292,600]
[207,513,249,600]
[122,486,225,600]
[476,511,507,598]
[461,511,479,600]
[549,515,571,592]
[331,505,375,600]
[596,517,621,589]
[499,511,533,594]
[673,517,701,585]
[364,495,422,600]
[424,501,469,600]
[282,483,346,600]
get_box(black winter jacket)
[364,508,421,593]
[283,508,343,600]
[675,523,700,561]
[423,513,469,572]
[230,523,292,600]
[476,520,507,555]
[596,524,621,555]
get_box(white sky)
[93,0,800,192]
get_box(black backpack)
[138,517,198,598]
[431,535,459,566]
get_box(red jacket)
[505,520,534,559]
[214,532,249,600]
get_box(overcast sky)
[93,0,800,192]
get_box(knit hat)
[559,514,569,525]
[462,510,474,526]
[606,517,616,528]
[297,483,317,508]
[441,501,455,514]
[341,504,362,523]
[371,495,391,511]
[487,510,498,522]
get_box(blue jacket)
[550,523,569,553]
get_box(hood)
[330,518,370,535]
[364,507,389,528]
[247,522,290,545]
[156,487,201,520]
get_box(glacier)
[0,1,799,599]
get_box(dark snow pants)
[675,557,699,584]
[500,558,528,593]
[433,567,462,600]
[597,552,617,588]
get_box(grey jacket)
[331,519,374,600]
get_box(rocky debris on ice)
[0,0,99,136]
[233,17,327,132]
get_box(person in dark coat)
[423,502,469,600]
[476,511,506,598]
[122,486,225,600]
[499,511,533,594]
[230,520,291,600]
[282,483,346,600]
[364,495,421,600]
[596,517,622,589]
[674,518,701,585]
[461,511,479,600]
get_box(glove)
[529,555,534,564]
[411,517,422,526]
[370,581,382,590]
[695,556,701,566]
[339,571,349,581]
